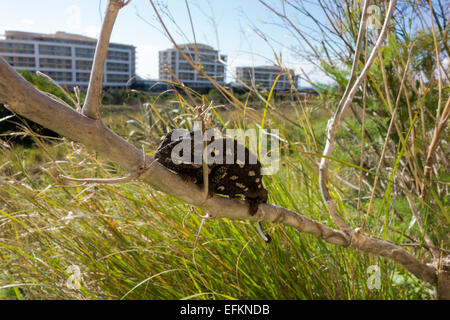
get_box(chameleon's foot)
[247,199,259,216]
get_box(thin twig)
[82,0,129,119]
[318,0,371,232]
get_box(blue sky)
[0,0,331,84]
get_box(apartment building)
[0,30,135,89]
[235,65,298,91]
[159,43,227,89]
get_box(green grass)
[0,99,438,300]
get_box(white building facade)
[0,30,136,89]
[159,43,227,89]
[235,65,298,91]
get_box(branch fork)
[82,0,131,120]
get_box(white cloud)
[294,63,332,86]
[228,57,264,68]
[20,18,34,26]
[135,43,164,79]
[66,4,81,30]
[83,25,100,38]
[0,25,9,36]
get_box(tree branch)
[318,0,371,232]
[319,0,396,232]
[82,0,130,119]
[0,55,437,286]
[0,0,443,290]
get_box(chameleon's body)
[154,129,268,216]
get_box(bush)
[0,103,59,147]
[0,70,71,146]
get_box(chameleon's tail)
[256,221,271,243]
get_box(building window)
[75,47,94,58]
[76,72,91,82]
[39,58,72,69]
[76,60,93,70]
[42,71,73,82]
[106,62,129,72]
[4,56,35,67]
[107,50,129,61]
[106,73,129,83]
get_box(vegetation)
[0,70,76,146]
[0,96,437,299]
[0,0,448,299]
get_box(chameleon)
[154,129,270,242]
